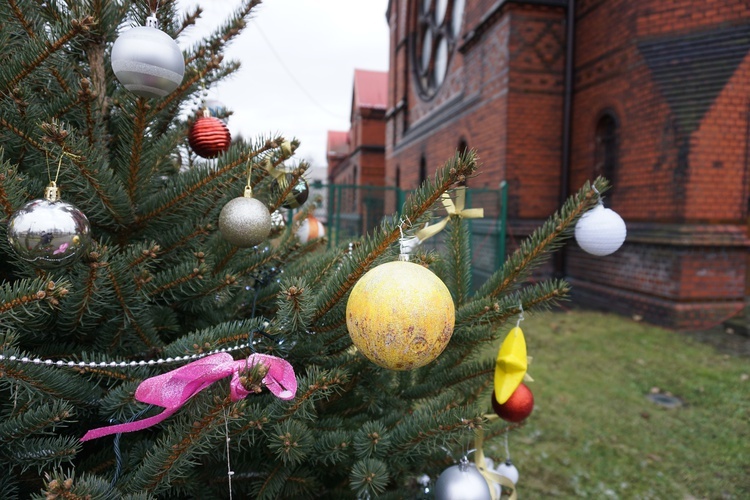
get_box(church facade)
[383,0,750,329]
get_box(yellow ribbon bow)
[262,158,285,180]
[415,187,484,242]
[474,420,518,500]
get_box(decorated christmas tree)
[0,1,622,498]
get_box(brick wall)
[567,0,750,328]
[383,0,750,330]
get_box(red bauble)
[188,116,231,158]
[492,383,534,423]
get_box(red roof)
[327,130,349,157]
[353,69,388,110]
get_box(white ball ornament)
[111,15,185,98]
[434,458,492,500]
[495,460,519,485]
[574,203,626,256]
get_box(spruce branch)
[443,216,473,308]
[0,278,69,328]
[2,16,95,91]
[176,5,203,36]
[7,0,34,37]
[0,400,74,444]
[279,367,349,422]
[456,278,571,329]
[124,394,232,494]
[135,140,278,225]
[105,266,161,350]
[350,458,390,497]
[148,55,223,118]
[0,360,98,405]
[41,121,134,227]
[5,435,80,473]
[126,98,149,202]
[267,164,308,213]
[475,177,608,300]
[312,149,478,322]
[275,277,314,335]
[0,115,47,151]
[0,155,26,217]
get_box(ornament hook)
[516,303,525,327]
[592,184,603,205]
[397,216,418,261]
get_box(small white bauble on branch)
[495,460,519,485]
[219,186,272,248]
[574,202,626,256]
[434,457,492,500]
[111,14,185,98]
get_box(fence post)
[335,184,344,247]
[326,182,336,248]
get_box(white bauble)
[495,460,519,485]
[434,461,491,500]
[574,203,626,256]
[111,16,185,98]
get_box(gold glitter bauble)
[346,261,455,370]
[218,196,271,247]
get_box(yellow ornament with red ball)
[346,260,455,370]
[494,326,528,404]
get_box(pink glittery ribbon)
[80,353,296,442]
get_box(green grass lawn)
[484,309,749,499]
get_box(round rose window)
[414,0,465,99]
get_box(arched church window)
[594,112,618,205]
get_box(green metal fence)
[308,181,508,289]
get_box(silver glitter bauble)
[8,197,91,269]
[218,196,272,247]
[434,459,491,500]
[269,209,287,238]
[111,16,185,98]
[271,174,309,209]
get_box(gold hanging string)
[45,151,80,201]
[415,186,484,242]
[244,159,254,198]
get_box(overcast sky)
[176,0,390,175]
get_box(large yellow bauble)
[346,260,455,370]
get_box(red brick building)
[383,0,750,329]
[327,69,388,190]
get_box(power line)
[251,20,350,121]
